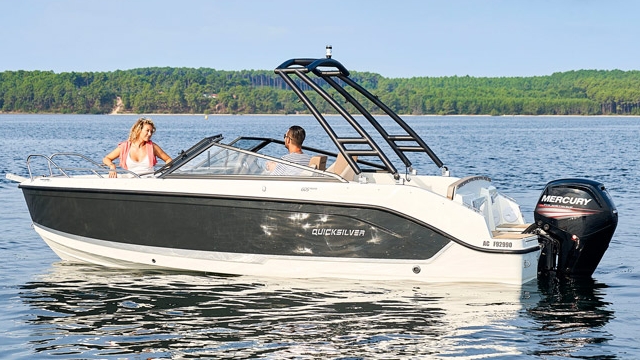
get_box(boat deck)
[492,223,534,239]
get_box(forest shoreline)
[2,111,638,118]
[3,68,640,116]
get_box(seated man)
[267,125,313,175]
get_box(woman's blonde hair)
[128,117,156,142]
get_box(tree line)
[1,66,640,115]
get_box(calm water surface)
[1,114,639,359]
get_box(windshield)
[168,139,336,178]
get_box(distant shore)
[1,111,639,118]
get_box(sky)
[1,0,639,78]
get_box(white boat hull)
[35,223,539,285]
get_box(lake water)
[1,114,639,359]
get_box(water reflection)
[20,263,542,359]
[527,277,615,358]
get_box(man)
[267,125,313,175]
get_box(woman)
[103,117,172,177]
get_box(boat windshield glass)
[171,143,332,178]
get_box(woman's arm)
[153,143,172,163]
[103,147,121,178]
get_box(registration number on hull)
[482,241,513,248]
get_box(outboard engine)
[532,178,617,278]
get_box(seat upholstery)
[308,155,327,170]
[326,153,358,180]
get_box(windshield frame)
[158,136,346,182]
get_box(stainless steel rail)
[26,152,140,180]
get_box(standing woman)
[103,117,172,177]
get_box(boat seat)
[446,175,492,200]
[308,155,327,170]
[327,153,357,180]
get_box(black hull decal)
[21,186,455,260]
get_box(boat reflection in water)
[18,263,613,358]
[526,277,614,357]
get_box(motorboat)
[7,51,618,285]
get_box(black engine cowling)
[533,178,617,278]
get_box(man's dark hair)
[288,125,306,146]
